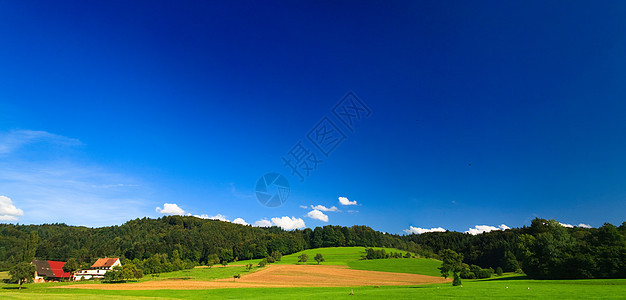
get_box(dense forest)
[1,216,624,279]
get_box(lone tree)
[10,262,35,289]
[298,253,309,264]
[258,258,268,267]
[271,251,282,262]
[221,259,228,267]
[206,253,219,269]
[246,263,254,271]
[438,249,463,286]
[314,253,325,264]
[63,258,79,278]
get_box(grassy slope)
[347,258,442,277]
[231,246,411,266]
[141,265,258,281]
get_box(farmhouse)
[73,257,121,280]
[31,260,72,282]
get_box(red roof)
[46,260,72,278]
[91,257,119,268]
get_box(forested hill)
[0,216,423,270]
[1,216,624,279]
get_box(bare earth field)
[56,265,449,290]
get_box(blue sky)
[1,1,625,234]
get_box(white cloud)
[307,209,329,222]
[0,130,81,155]
[559,222,574,228]
[232,218,249,225]
[338,196,357,206]
[194,213,248,225]
[465,224,510,235]
[271,216,305,230]
[299,205,308,209]
[311,205,339,212]
[253,216,306,230]
[0,196,24,221]
[254,219,272,227]
[560,222,592,228]
[208,214,229,222]
[403,226,447,234]
[156,203,187,215]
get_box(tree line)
[406,218,626,279]
[1,216,624,280]
[0,216,427,272]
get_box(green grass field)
[231,246,410,266]
[141,265,259,281]
[2,247,625,299]
[347,257,442,277]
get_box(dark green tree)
[63,258,79,277]
[206,254,219,269]
[298,253,309,264]
[496,266,503,276]
[439,249,463,285]
[452,272,462,286]
[314,253,325,264]
[10,262,35,289]
[271,250,282,262]
[21,231,39,262]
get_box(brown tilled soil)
[55,265,449,290]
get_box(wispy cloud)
[0,129,150,226]
[0,160,150,226]
[403,226,447,234]
[311,205,339,212]
[0,129,81,155]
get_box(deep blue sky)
[1,1,625,233]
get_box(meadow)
[1,247,625,299]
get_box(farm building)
[73,257,121,280]
[31,260,72,282]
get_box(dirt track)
[56,265,449,290]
